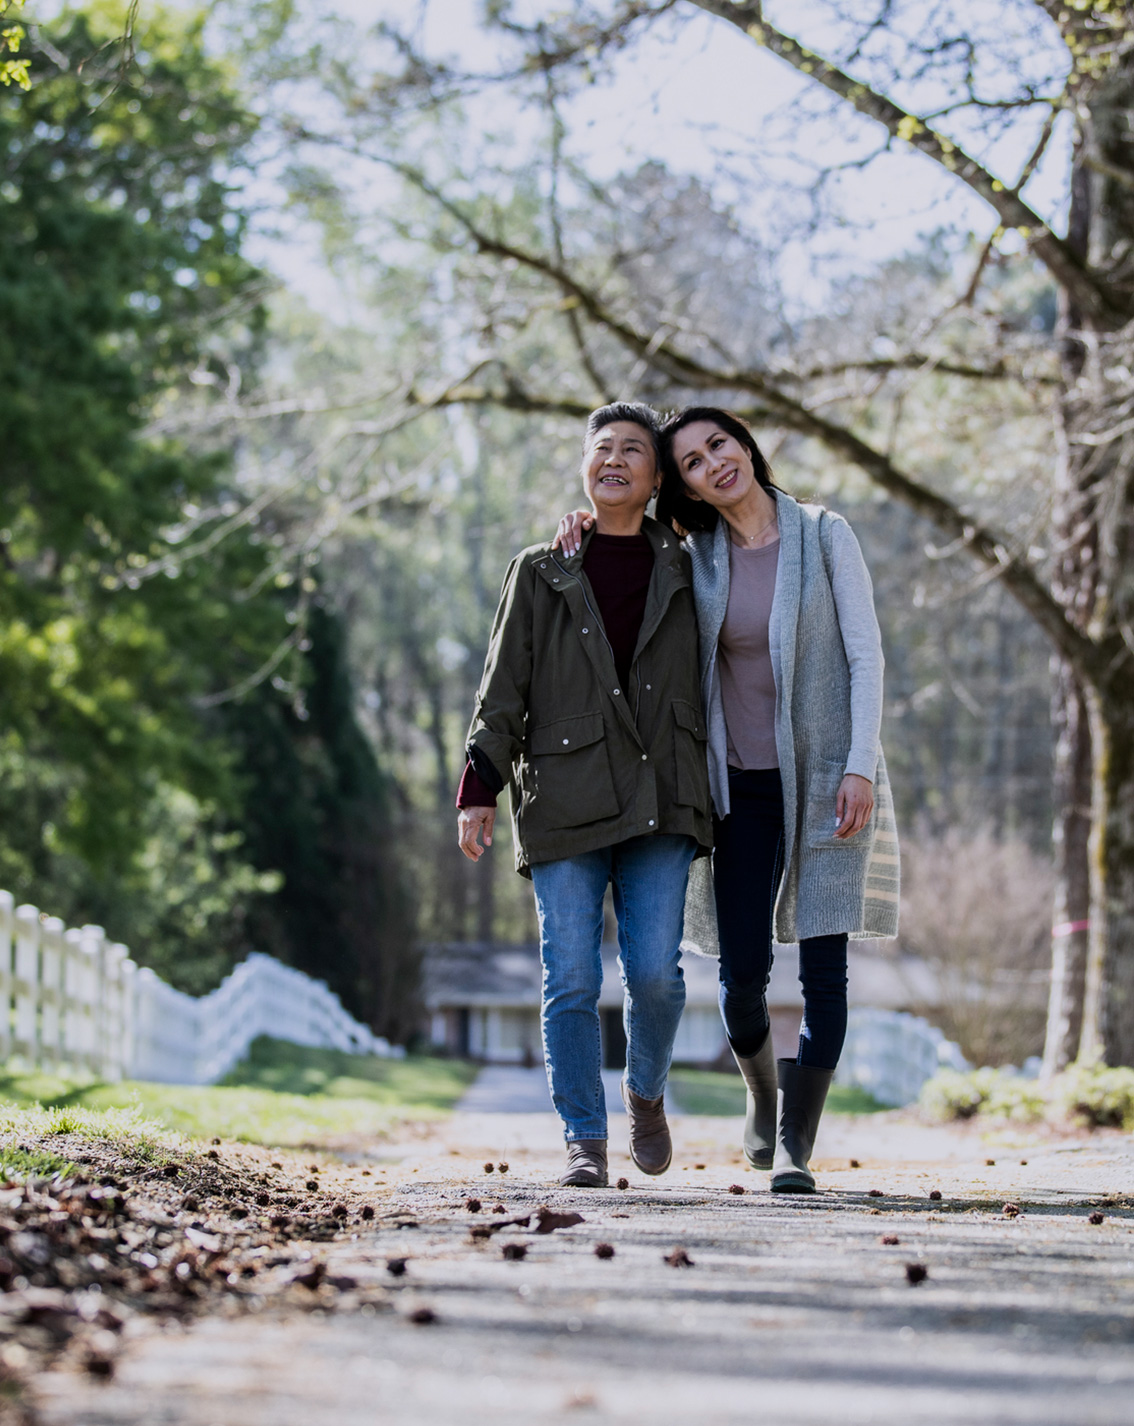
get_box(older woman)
[556,407,899,1193]
[458,402,712,1188]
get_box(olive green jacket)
[466,518,713,875]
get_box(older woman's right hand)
[458,807,496,861]
[551,509,594,557]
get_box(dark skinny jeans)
[713,768,848,1070]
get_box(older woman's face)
[582,421,657,513]
[671,421,757,510]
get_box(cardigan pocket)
[672,699,709,807]
[806,758,873,849]
[530,713,620,828]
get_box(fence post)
[38,916,66,1072]
[13,904,41,1066]
[119,957,137,1083]
[76,926,104,1077]
[0,890,13,1063]
[99,942,129,1081]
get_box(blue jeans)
[530,833,696,1142]
[714,768,849,1070]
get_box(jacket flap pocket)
[531,712,605,756]
[673,700,707,740]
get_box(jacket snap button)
[645,684,651,690]
[553,577,559,583]
[540,562,547,568]
[582,627,588,634]
[562,738,570,745]
[641,754,647,761]
[648,819,655,827]
[613,688,620,696]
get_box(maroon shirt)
[457,531,655,808]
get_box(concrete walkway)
[456,1065,687,1116]
[33,1113,1134,1426]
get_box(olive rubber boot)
[732,1031,778,1170]
[560,1139,608,1187]
[621,1078,673,1175]
[770,1060,835,1194]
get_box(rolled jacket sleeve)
[464,554,533,789]
[828,519,884,783]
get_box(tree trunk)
[1079,669,1134,1065]
[1042,124,1098,1070]
[1042,662,1092,1074]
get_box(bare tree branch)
[689,0,1125,323]
[369,154,1101,680]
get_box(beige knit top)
[718,537,780,770]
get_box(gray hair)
[583,402,662,465]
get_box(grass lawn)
[669,1067,886,1116]
[0,1037,477,1150]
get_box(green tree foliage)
[0,6,414,1032]
[0,3,266,876]
[219,603,417,1042]
[0,2,30,91]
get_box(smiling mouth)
[714,470,738,489]
[599,474,629,485]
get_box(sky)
[239,0,1072,321]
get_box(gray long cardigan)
[681,491,900,953]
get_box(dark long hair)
[655,407,776,534]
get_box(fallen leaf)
[880,1235,900,1246]
[594,1243,615,1259]
[928,1190,942,1201]
[408,1307,436,1324]
[616,1178,629,1191]
[1088,1211,1105,1225]
[386,1258,408,1277]
[465,1198,482,1214]
[501,1243,527,1261]
[665,1247,694,1268]
[905,1263,928,1285]
[727,1184,745,1195]
[534,1207,584,1235]
[1002,1203,1021,1218]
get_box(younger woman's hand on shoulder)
[551,509,593,556]
[835,774,873,839]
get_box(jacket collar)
[534,515,688,588]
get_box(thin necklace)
[730,512,778,546]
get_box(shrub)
[1053,1065,1134,1129]
[919,1064,1134,1129]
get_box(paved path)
[32,1112,1134,1425]
[455,1065,686,1116]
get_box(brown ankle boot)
[560,1139,608,1187]
[621,1077,672,1175]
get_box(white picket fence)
[836,1007,968,1107]
[0,890,400,1085]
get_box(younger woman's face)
[670,421,759,510]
